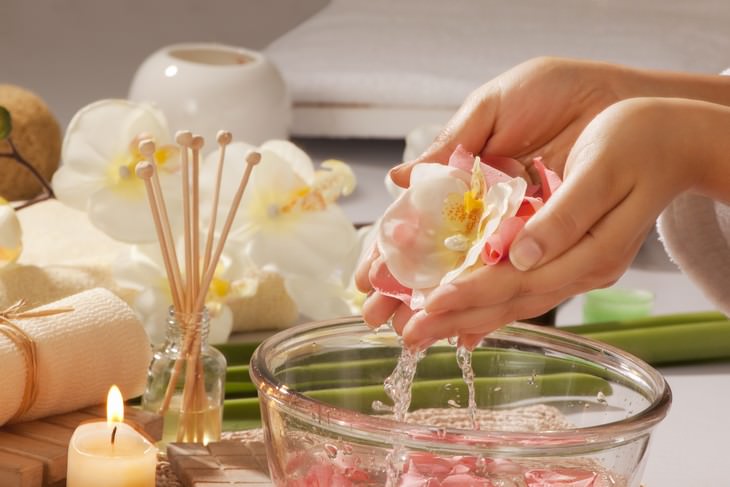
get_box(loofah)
[0,85,61,201]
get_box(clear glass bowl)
[250,318,671,487]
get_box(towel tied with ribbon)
[0,288,151,426]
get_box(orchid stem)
[0,137,56,209]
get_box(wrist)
[633,68,730,106]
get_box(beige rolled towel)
[0,287,151,426]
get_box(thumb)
[508,163,624,271]
[390,87,498,188]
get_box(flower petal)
[284,274,352,320]
[378,164,470,289]
[481,216,526,265]
[62,99,169,175]
[260,139,315,183]
[441,178,527,283]
[244,206,357,279]
[52,164,106,211]
[112,244,164,290]
[0,200,22,266]
[88,186,160,243]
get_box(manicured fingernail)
[388,162,412,188]
[510,237,543,271]
[425,284,458,311]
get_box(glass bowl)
[250,318,671,487]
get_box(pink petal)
[481,216,526,265]
[481,153,526,179]
[447,144,476,172]
[447,145,514,188]
[440,473,494,487]
[524,468,597,487]
[370,257,413,305]
[517,197,543,218]
[532,157,562,201]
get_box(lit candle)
[67,385,157,487]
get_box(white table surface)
[300,137,730,487]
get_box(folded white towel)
[266,0,730,137]
[0,288,151,426]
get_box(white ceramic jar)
[129,43,290,146]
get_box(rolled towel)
[0,287,151,426]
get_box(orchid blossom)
[0,198,22,267]
[52,99,181,243]
[113,243,258,345]
[373,146,561,309]
[201,140,361,319]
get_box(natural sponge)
[0,85,61,200]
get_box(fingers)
[389,86,499,188]
[391,303,417,335]
[354,243,379,293]
[402,287,571,348]
[508,155,630,272]
[458,333,485,351]
[361,292,401,328]
[425,188,654,315]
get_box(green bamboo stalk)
[215,341,260,367]
[562,311,727,335]
[583,320,730,365]
[223,372,610,420]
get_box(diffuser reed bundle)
[135,130,259,442]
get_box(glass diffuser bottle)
[142,307,226,445]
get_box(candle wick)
[111,425,118,445]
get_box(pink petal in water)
[524,467,597,487]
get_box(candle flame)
[106,385,124,426]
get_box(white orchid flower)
[0,198,22,266]
[113,244,258,345]
[52,99,181,243]
[201,140,359,319]
[377,159,527,308]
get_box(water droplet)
[596,391,607,404]
[527,370,537,386]
[323,443,338,459]
[371,400,393,413]
[448,336,457,346]
[447,399,460,408]
[342,443,353,455]
[493,386,502,392]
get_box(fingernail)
[510,237,543,271]
[425,284,458,312]
[387,167,407,189]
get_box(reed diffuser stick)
[190,135,204,303]
[139,140,185,307]
[202,130,232,278]
[135,161,183,312]
[194,151,261,313]
[176,131,194,313]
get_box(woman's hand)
[355,57,641,327]
[400,97,730,348]
[355,56,730,343]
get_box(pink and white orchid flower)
[373,146,561,309]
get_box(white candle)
[67,386,157,487]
